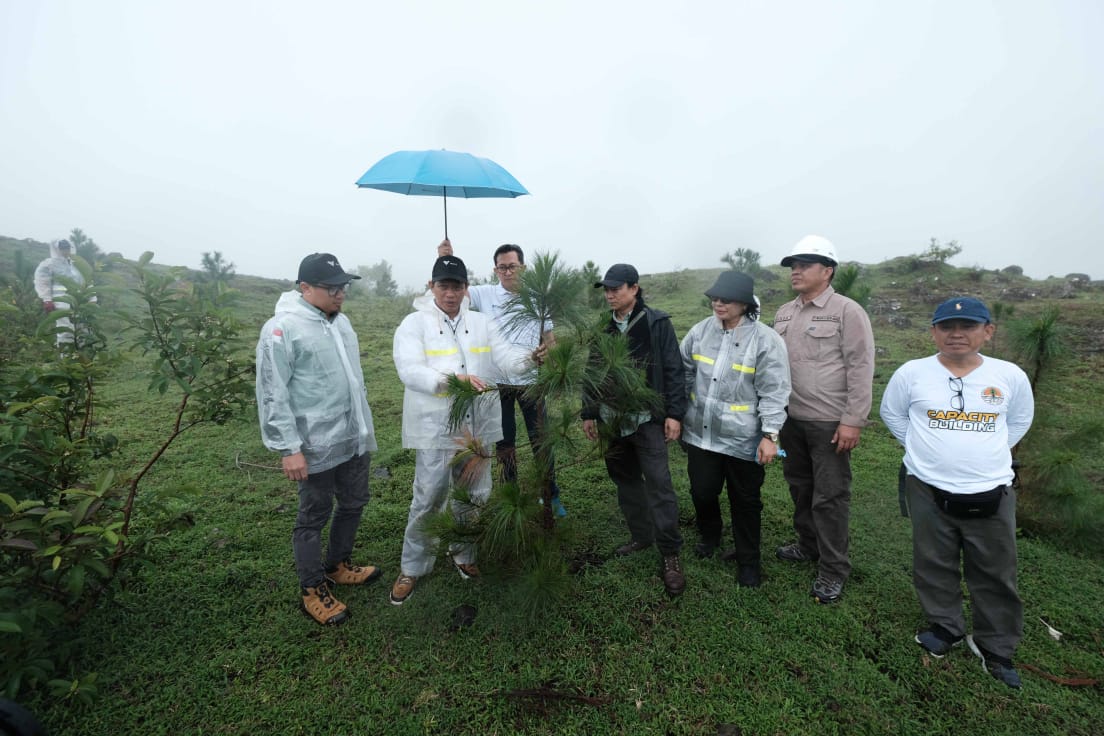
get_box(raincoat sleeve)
[879,364,912,446]
[679,322,701,399]
[256,321,302,456]
[393,314,449,395]
[33,260,54,301]
[754,327,792,434]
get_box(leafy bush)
[0,252,254,701]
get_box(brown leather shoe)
[301,581,348,625]
[326,559,383,585]
[614,540,653,557]
[662,555,685,597]
[389,574,417,606]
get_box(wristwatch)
[763,432,779,443]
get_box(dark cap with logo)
[432,256,468,283]
[594,263,639,288]
[931,296,991,325]
[297,253,360,286]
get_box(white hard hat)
[781,235,838,267]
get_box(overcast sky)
[2,1,1101,290]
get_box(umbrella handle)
[443,193,448,240]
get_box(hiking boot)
[389,574,417,606]
[326,559,383,586]
[776,541,819,562]
[661,555,685,597]
[915,625,963,658]
[966,635,1022,689]
[615,540,652,557]
[694,542,718,559]
[453,559,481,580]
[811,574,843,604]
[737,564,762,588]
[300,580,348,625]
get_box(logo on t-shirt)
[980,387,1004,405]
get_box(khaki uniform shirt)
[772,285,874,427]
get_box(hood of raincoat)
[256,290,376,473]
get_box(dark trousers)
[497,386,561,499]
[685,444,765,565]
[293,453,370,589]
[906,475,1022,660]
[606,421,683,556]
[779,418,852,581]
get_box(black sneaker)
[776,541,819,562]
[914,625,963,658]
[694,542,718,559]
[736,564,762,588]
[811,574,843,604]
[967,636,1022,689]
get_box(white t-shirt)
[468,283,548,385]
[880,354,1034,494]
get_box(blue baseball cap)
[932,296,991,325]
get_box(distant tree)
[832,264,872,310]
[356,260,398,298]
[199,251,236,292]
[721,247,763,276]
[581,260,604,308]
[69,228,109,270]
[918,237,962,265]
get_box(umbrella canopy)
[355,149,528,237]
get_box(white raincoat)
[35,239,92,345]
[680,315,791,461]
[256,291,376,474]
[34,239,85,306]
[393,293,531,449]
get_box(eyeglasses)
[311,283,348,297]
[948,376,965,411]
[494,264,522,273]
[710,297,735,305]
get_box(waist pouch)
[931,485,1005,519]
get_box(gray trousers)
[779,418,852,581]
[293,453,371,589]
[906,475,1022,660]
[606,421,683,556]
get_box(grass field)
[15,257,1104,735]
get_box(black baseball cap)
[594,263,639,288]
[296,253,360,286]
[432,256,468,283]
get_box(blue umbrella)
[355,149,529,239]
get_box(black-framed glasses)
[494,263,521,273]
[948,376,965,411]
[312,283,349,297]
